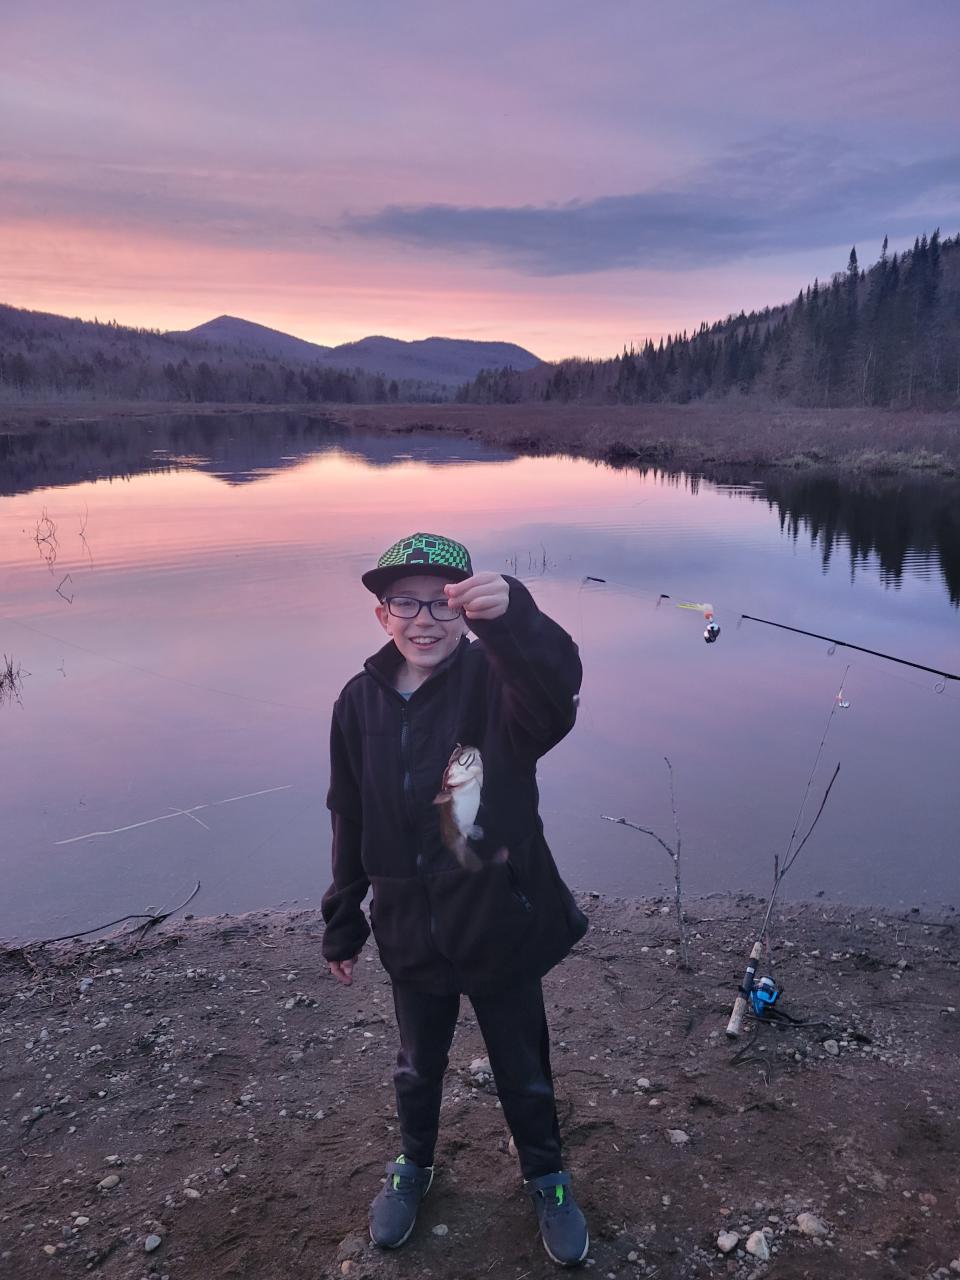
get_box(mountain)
[0,302,541,403]
[172,317,542,385]
[175,315,332,362]
[316,335,542,384]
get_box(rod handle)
[725,940,763,1038]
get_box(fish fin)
[433,791,452,806]
[466,823,483,841]
[457,844,483,872]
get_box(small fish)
[434,743,484,871]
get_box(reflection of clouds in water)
[1,417,957,933]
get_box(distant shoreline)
[2,399,959,475]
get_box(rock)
[144,1234,162,1252]
[507,1135,518,1158]
[104,1155,122,1166]
[823,1039,840,1056]
[335,1235,367,1262]
[97,1174,121,1190]
[666,1129,690,1145]
[627,1250,639,1262]
[468,1056,491,1079]
[717,1231,740,1253]
[73,1217,90,1227]
[42,1245,57,1257]
[431,1223,449,1236]
[635,1077,651,1090]
[796,1212,829,1237]
[184,1188,201,1200]
[745,1231,770,1261]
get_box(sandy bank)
[2,893,958,1279]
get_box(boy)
[321,532,590,1267]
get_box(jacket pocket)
[428,861,537,974]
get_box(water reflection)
[0,412,517,496]
[1,413,957,937]
[3,415,957,605]
[758,471,960,606]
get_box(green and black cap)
[362,532,473,597]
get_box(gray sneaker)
[527,1171,589,1267]
[369,1155,434,1249]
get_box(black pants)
[391,976,563,1181]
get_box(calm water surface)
[2,415,958,939]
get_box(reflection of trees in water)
[3,417,958,606]
[0,414,350,496]
[757,471,960,607]
[0,413,517,499]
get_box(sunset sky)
[3,1,959,360]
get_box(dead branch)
[601,756,690,969]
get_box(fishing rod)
[580,575,959,683]
[739,614,959,684]
[725,667,848,1038]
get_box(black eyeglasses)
[383,595,462,621]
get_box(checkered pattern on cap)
[361,532,473,595]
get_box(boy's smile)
[375,573,467,689]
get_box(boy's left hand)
[445,572,509,621]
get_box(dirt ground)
[2,894,959,1280]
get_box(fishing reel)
[704,620,721,644]
[750,976,782,1019]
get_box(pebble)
[469,1057,491,1078]
[823,1039,840,1056]
[97,1174,121,1190]
[144,1234,162,1253]
[184,1188,201,1200]
[42,1245,57,1257]
[666,1129,690,1145]
[717,1231,739,1253]
[745,1230,770,1261]
[78,978,94,994]
[73,1216,90,1227]
[627,1250,639,1262]
[104,1155,122,1166]
[796,1211,829,1237]
[635,1077,651,1090]
[432,1223,448,1236]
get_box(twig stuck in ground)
[602,756,690,968]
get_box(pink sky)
[3,2,958,359]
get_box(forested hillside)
[0,308,457,405]
[458,232,960,409]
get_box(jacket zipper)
[399,704,415,827]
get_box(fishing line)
[575,573,958,689]
[776,665,849,892]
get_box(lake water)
[2,413,958,940]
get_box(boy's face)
[375,573,467,675]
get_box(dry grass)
[2,399,959,473]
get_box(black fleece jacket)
[320,576,588,993]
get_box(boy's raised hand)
[444,572,509,621]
